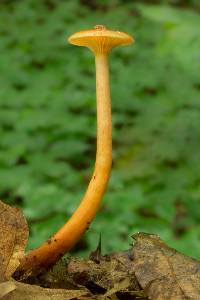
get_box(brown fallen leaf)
[2,281,93,300]
[67,250,143,299]
[0,201,28,280]
[133,233,200,300]
[0,281,16,298]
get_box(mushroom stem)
[14,53,112,278]
[95,54,112,185]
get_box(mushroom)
[15,25,134,277]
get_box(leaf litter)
[0,200,200,299]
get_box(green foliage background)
[0,0,200,258]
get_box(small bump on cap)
[68,25,134,54]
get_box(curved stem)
[15,53,112,277]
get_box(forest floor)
[1,200,200,300]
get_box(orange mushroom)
[15,25,134,277]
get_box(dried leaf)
[133,233,200,300]
[102,278,130,298]
[67,250,140,298]
[0,201,28,280]
[2,281,93,300]
[0,281,16,298]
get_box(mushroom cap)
[68,25,134,54]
